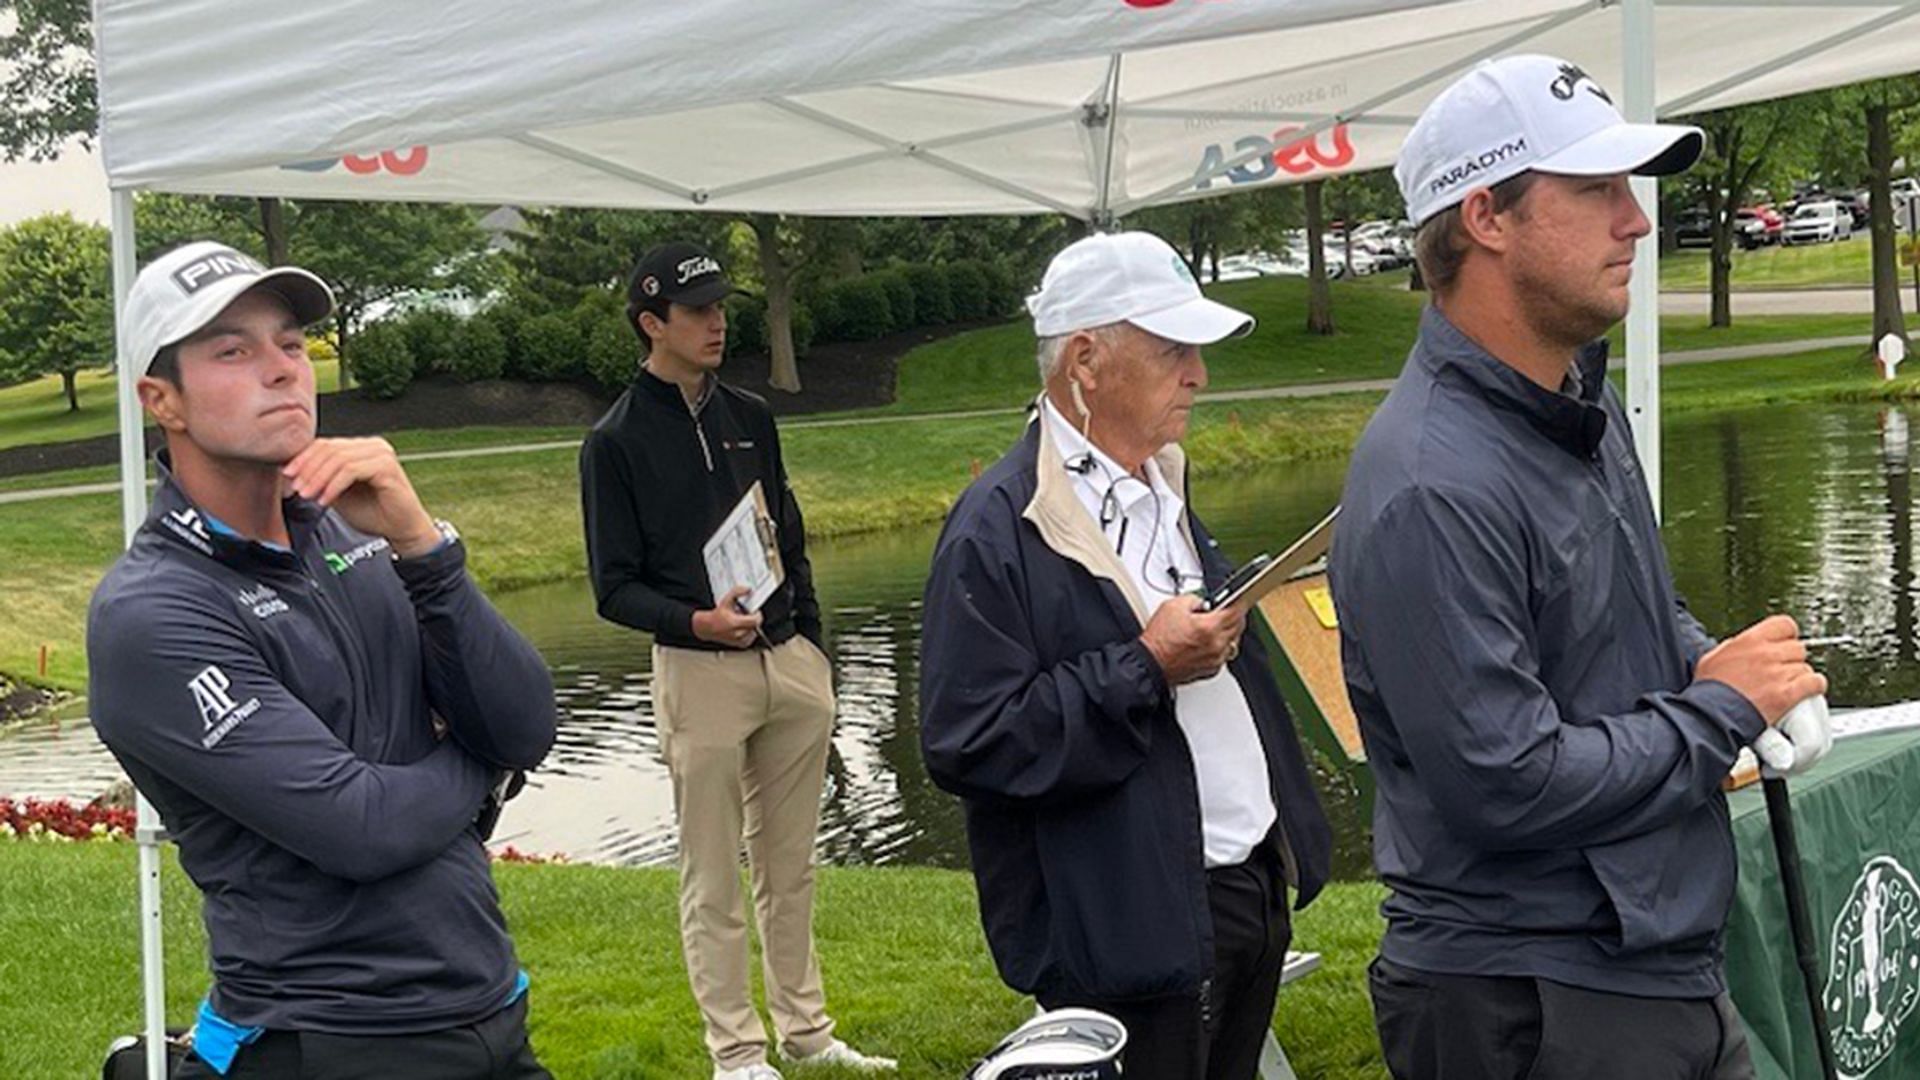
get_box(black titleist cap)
[627,242,739,310]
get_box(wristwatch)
[396,518,460,560]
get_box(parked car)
[1784,200,1853,245]
[1841,191,1871,230]
[1735,206,1784,249]
[1675,209,1714,248]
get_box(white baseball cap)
[122,241,335,374]
[1396,54,1704,228]
[1027,231,1254,344]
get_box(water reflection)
[10,404,1920,878]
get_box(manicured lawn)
[7,338,1919,696]
[0,359,341,455]
[0,842,1393,1079]
[1660,239,1875,290]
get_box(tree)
[749,215,861,392]
[134,195,494,386]
[1303,181,1335,335]
[1679,99,1808,328]
[0,0,95,161]
[0,213,112,410]
[504,207,732,309]
[1798,80,1920,351]
[293,201,493,386]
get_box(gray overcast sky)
[0,142,109,227]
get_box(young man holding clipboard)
[579,243,893,1079]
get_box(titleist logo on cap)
[676,255,721,285]
[171,250,264,295]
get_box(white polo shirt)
[1042,399,1277,868]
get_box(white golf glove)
[1753,694,1833,779]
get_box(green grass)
[1660,239,1875,290]
[0,393,1382,693]
[1607,313,1871,354]
[0,358,341,455]
[0,843,1392,1079]
[0,275,1884,466]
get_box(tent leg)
[110,187,169,1079]
[1622,0,1662,517]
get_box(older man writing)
[919,232,1331,1080]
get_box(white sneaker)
[714,1064,783,1080]
[787,1039,898,1071]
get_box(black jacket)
[87,457,556,1034]
[919,416,1331,1003]
[580,368,821,650]
[1331,307,1765,998]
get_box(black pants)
[1369,957,1757,1080]
[173,995,550,1080]
[1042,849,1293,1080]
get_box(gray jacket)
[87,456,556,1033]
[1331,307,1764,998]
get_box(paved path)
[0,332,1882,507]
[1661,288,1883,316]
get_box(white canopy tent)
[94,0,1920,1072]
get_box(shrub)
[873,269,916,332]
[789,301,816,358]
[399,309,462,375]
[517,310,587,381]
[947,260,990,321]
[348,321,414,399]
[903,263,954,325]
[582,299,640,391]
[728,295,769,356]
[823,276,894,342]
[979,260,1022,319]
[447,315,508,382]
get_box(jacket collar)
[1021,394,1196,628]
[147,450,323,570]
[636,364,716,415]
[1416,305,1611,459]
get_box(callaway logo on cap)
[121,241,336,375]
[1395,54,1704,227]
[628,241,743,310]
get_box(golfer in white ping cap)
[919,230,1333,1080]
[1332,54,1823,1080]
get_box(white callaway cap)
[1396,54,1704,228]
[122,241,335,374]
[1027,231,1254,344]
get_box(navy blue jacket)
[88,458,556,1034]
[1331,307,1766,998]
[920,417,1331,1003]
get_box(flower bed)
[0,797,135,841]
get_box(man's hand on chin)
[282,437,441,557]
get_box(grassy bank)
[0,358,342,455]
[0,393,1381,694]
[0,842,1392,1079]
[1660,239,1875,290]
[7,340,1919,695]
[0,271,1879,458]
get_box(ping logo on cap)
[171,249,264,296]
[1550,62,1612,104]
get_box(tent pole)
[1623,0,1661,517]
[111,185,169,1080]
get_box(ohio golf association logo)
[1825,855,1920,1078]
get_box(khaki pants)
[653,636,838,1070]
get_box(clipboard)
[702,481,784,612]
[1204,507,1340,614]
